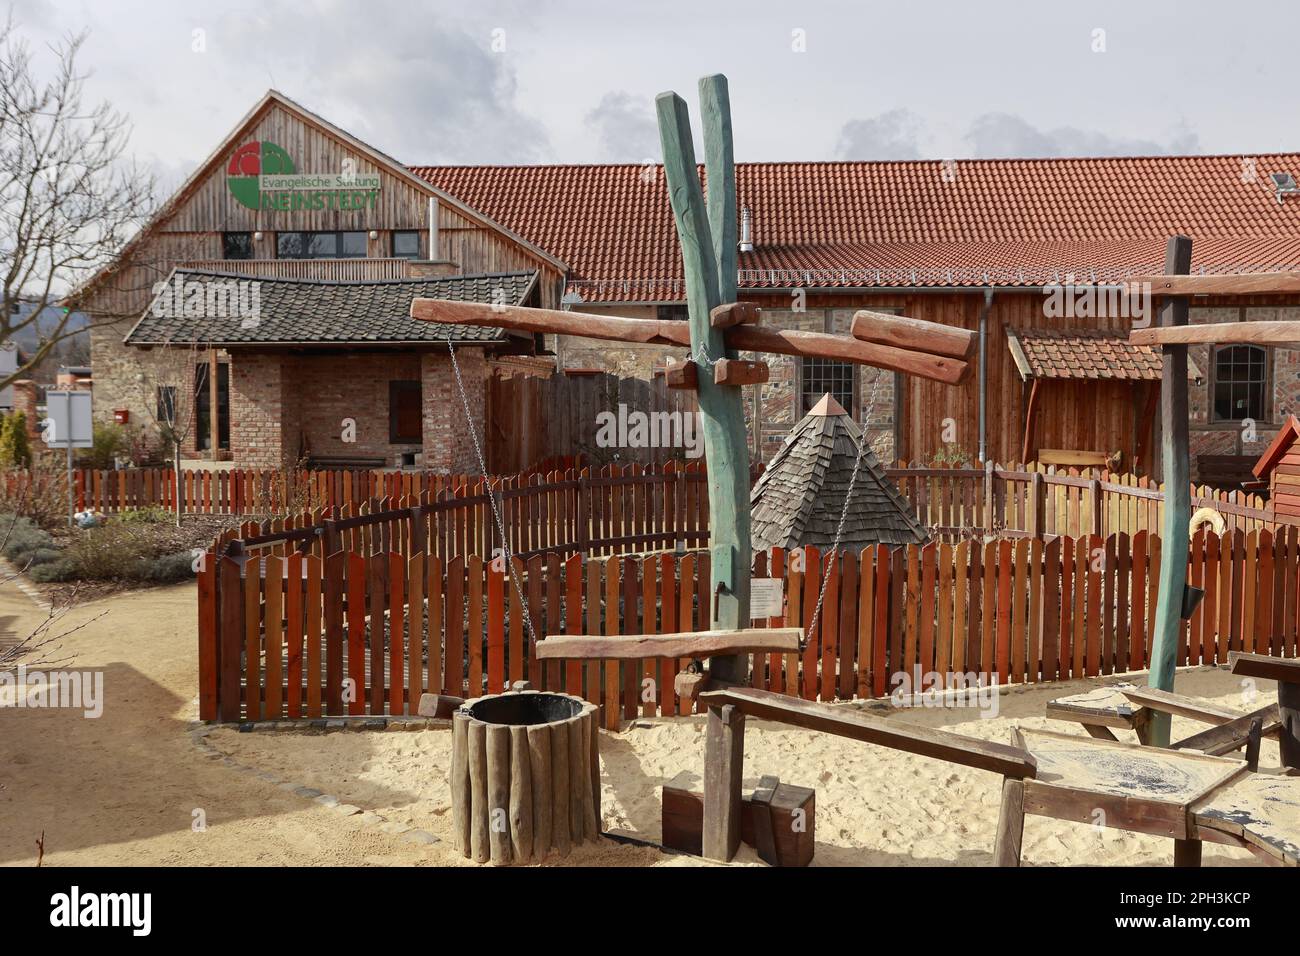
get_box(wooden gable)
[73,90,566,319]
[1253,415,1300,521]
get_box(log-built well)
[451,691,600,864]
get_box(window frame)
[392,230,421,260]
[275,230,370,260]
[1209,341,1272,425]
[222,232,254,260]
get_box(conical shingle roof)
[750,394,928,551]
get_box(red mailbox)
[113,409,129,424]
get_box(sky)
[10,0,1299,197]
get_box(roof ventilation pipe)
[738,205,754,253]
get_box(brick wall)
[230,353,290,468]
[1188,305,1300,461]
[423,348,486,472]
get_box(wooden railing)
[197,527,1300,724]
[179,258,409,281]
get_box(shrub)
[84,421,126,469]
[0,515,54,563]
[27,558,77,582]
[0,468,71,529]
[117,506,170,525]
[63,523,153,580]
[0,413,32,468]
[136,550,196,583]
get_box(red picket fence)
[197,526,1300,725]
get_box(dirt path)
[0,577,448,866]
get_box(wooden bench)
[695,686,1036,863]
[1230,652,1300,769]
[1036,448,1118,470]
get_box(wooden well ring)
[451,690,600,864]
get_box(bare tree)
[132,336,207,526]
[0,12,156,390]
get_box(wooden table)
[1230,652,1300,770]
[997,727,1298,867]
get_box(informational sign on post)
[42,389,93,526]
[750,577,784,619]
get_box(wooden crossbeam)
[410,298,971,385]
[1229,651,1300,684]
[534,627,802,661]
[697,686,1037,778]
[1129,321,1300,348]
[410,300,692,347]
[851,310,978,360]
[1127,272,1300,296]
[725,324,970,384]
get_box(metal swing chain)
[800,370,883,652]
[444,333,540,649]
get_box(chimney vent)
[739,205,754,253]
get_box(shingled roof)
[414,155,1300,300]
[125,269,537,347]
[750,395,929,551]
[1006,328,1202,382]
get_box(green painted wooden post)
[1148,234,1193,747]
[656,79,752,683]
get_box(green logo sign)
[226,140,381,212]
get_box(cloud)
[212,3,553,164]
[584,91,660,162]
[963,112,1201,158]
[834,109,925,160]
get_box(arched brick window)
[1211,344,1269,422]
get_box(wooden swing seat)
[534,627,802,661]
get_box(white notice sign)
[750,577,784,619]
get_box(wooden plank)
[368,553,388,714]
[244,557,262,721]
[601,556,618,729]
[389,551,406,714]
[218,557,243,722]
[197,552,218,721]
[1127,271,1300,296]
[713,358,769,386]
[285,553,303,719]
[1229,651,1300,684]
[467,554,484,698]
[699,686,1037,778]
[446,555,465,697]
[851,309,978,360]
[709,301,759,328]
[408,552,424,711]
[537,627,802,660]
[1132,322,1300,347]
[306,554,323,717]
[821,551,840,700]
[487,558,505,694]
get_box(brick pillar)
[230,353,292,468]
[422,348,486,473]
[11,381,41,444]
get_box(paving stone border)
[187,719,443,849]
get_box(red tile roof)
[1008,329,1173,382]
[411,155,1300,301]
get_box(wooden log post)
[657,75,751,684]
[993,776,1026,866]
[702,702,746,861]
[1148,235,1194,748]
